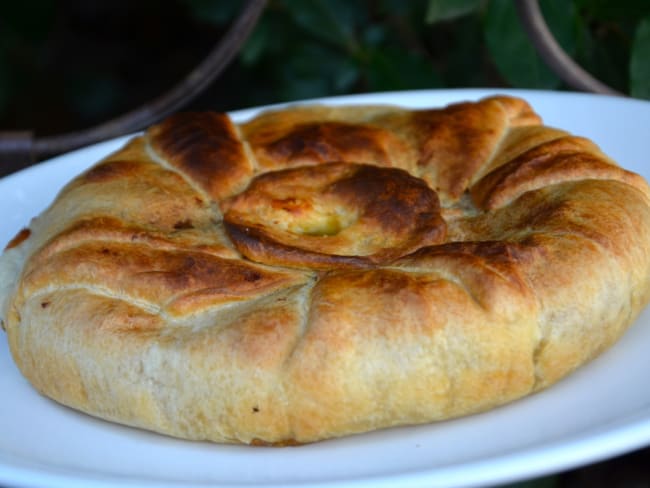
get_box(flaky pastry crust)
[1,96,650,445]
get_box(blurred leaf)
[436,15,490,87]
[378,0,423,17]
[333,65,361,92]
[364,47,443,91]
[573,11,629,92]
[574,0,650,21]
[541,0,577,54]
[426,0,482,23]
[361,24,388,47]
[245,9,301,57]
[278,42,359,101]
[182,0,240,25]
[283,0,360,50]
[240,15,270,66]
[484,0,562,89]
[630,16,650,98]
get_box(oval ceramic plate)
[1,89,650,488]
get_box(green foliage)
[284,0,360,50]
[426,0,484,23]
[225,0,650,108]
[484,0,559,89]
[630,16,650,98]
[182,0,241,24]
[483,0,577,89]
[1,0,649,133]
[574,0,650,21]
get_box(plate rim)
[2,88,650,488]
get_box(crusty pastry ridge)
[1,95,649,445]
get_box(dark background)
[1,0,650,486]
[1,0,649,137]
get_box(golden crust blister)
[1,95,650,445]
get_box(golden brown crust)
[471,135,648,210]
[1,95,650,445]
[4,228,31,251]
[21,240,308,317]
[282,266,538,439]
[223,163,446,268]
[147,111,253,201]
[241,105,412,171]
[367,96,541,202]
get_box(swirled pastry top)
[1,95,650,445]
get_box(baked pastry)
[1,95,649,445]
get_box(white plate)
[1,89,650,488]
